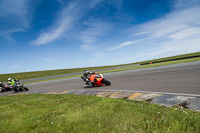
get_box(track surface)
[1,61,200,96]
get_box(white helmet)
[8,78,12,81]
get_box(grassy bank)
[0,94,200,133]
[140,52,200,65]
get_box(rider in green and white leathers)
[8,78,15,86]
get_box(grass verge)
[0,94,200,133]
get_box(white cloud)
[87,52,108,65]
[89,0,103,8]
[0,0,29,24]
[79,21,113,50]
[12,65,20,68]
[44,58,54,62]
[117,2,200,56]
[108,40,142,51]
[107,0,200,63]
[130,38,200,62]
[57,0,64,4]
[2,28,25,42]
[32,0,110,46]
[89,0,122,9]
[133,6,200,39]
[0,0,31,40]
[80,44,93,51]
[173,0,200,9]
[32,0,109,46]
[169,27,200,39]
[32,0,121,46]
[32,3,79,45]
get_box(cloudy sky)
[0,0,200,74]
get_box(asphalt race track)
[1,61,200,97]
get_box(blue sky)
[0,0,200,74]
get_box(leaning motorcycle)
[81,71,111,88]
[10,82,29,92]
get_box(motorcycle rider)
[81,69,95,81]
[15,79,21,85]
[8,78,16,86]
[81,69,103,83]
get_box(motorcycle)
[81,70,111,87]
[0,82,12,92]
[6,80,29,92]
[12,82,29,92]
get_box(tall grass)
[0,94,200,133]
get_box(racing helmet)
[8,78,12,81]
[84,69,88,72]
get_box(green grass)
[0,94,200,133]
[0,52,200,82]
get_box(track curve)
[1,61,200,96]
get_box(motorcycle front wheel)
[24,87,29,91]
[104,79,111,86]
